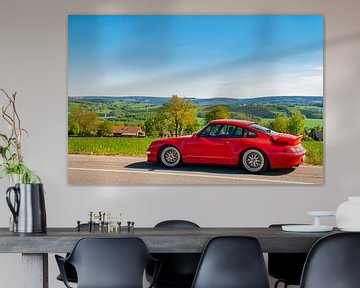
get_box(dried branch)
[0,88,39,183]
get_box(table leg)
[22,253,48,288]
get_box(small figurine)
[88,211,93,232]
[127,221,135,233]
[77,221,81,232]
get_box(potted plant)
[0,88,46,233]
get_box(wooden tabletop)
[0,227,339,253]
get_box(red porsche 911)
[146,119,306,173]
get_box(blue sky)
[68,15,323,98]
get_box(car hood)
[152,135,192,144]
[271,133,303,145]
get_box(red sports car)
[146,119,306,173]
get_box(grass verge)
[302,141,323,165]
[68,137,155,157]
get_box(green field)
[68,137,155,157]
[304,118,323,128]
[69,137,323,166]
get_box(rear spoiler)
[271,134,303,145]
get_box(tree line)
[69,95,320,138]
[144,96,248,137]
[68,106,115,136]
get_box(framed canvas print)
[68,15,323,185]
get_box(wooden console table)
[0,227,338,288]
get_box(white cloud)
[69,59,323,98]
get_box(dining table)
[0,226,339,288]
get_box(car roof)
[209,119,256,126]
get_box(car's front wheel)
[241,149,267,173]
[159,146,182,168]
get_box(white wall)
[0,0,360,287]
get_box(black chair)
[155,220,200,229]
[56,223,99,284]
[147,220,201,288]
[191,236,270,288]
[268,224,308,288]
[56,262,77,284]
[300,232,360,288]
[55,237,160,288]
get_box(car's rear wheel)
[241,149,267,173]
[159,146,181,167]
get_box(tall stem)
[1,89,23,169]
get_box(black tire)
[159,146,182,168]
[241,149,268,173]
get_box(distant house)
[113,126,145,137]
[309,129,323,141]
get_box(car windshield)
[249,123,276,135]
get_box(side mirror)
[192,133,197,138]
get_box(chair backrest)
[191,236,270,288]
[268,224,308,285]
[152,220,201,285]
[67,237,154,288]
[300,232,360,288]
[155,220,200,228]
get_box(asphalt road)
[68,155,323,185]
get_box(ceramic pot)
[336,197,360,231]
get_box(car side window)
[233,127,257,138]
[199,125,213,136]
[233,127,244,137]
[208,124,223,136]
[200,124,223,137]
[200,124,256,138]
[247,130,257,137]
[217,125,236,137]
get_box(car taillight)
[285,147,296,153]
[285,145,304,153]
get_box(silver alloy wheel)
[242,149,265,173]
[160,146,181,167]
